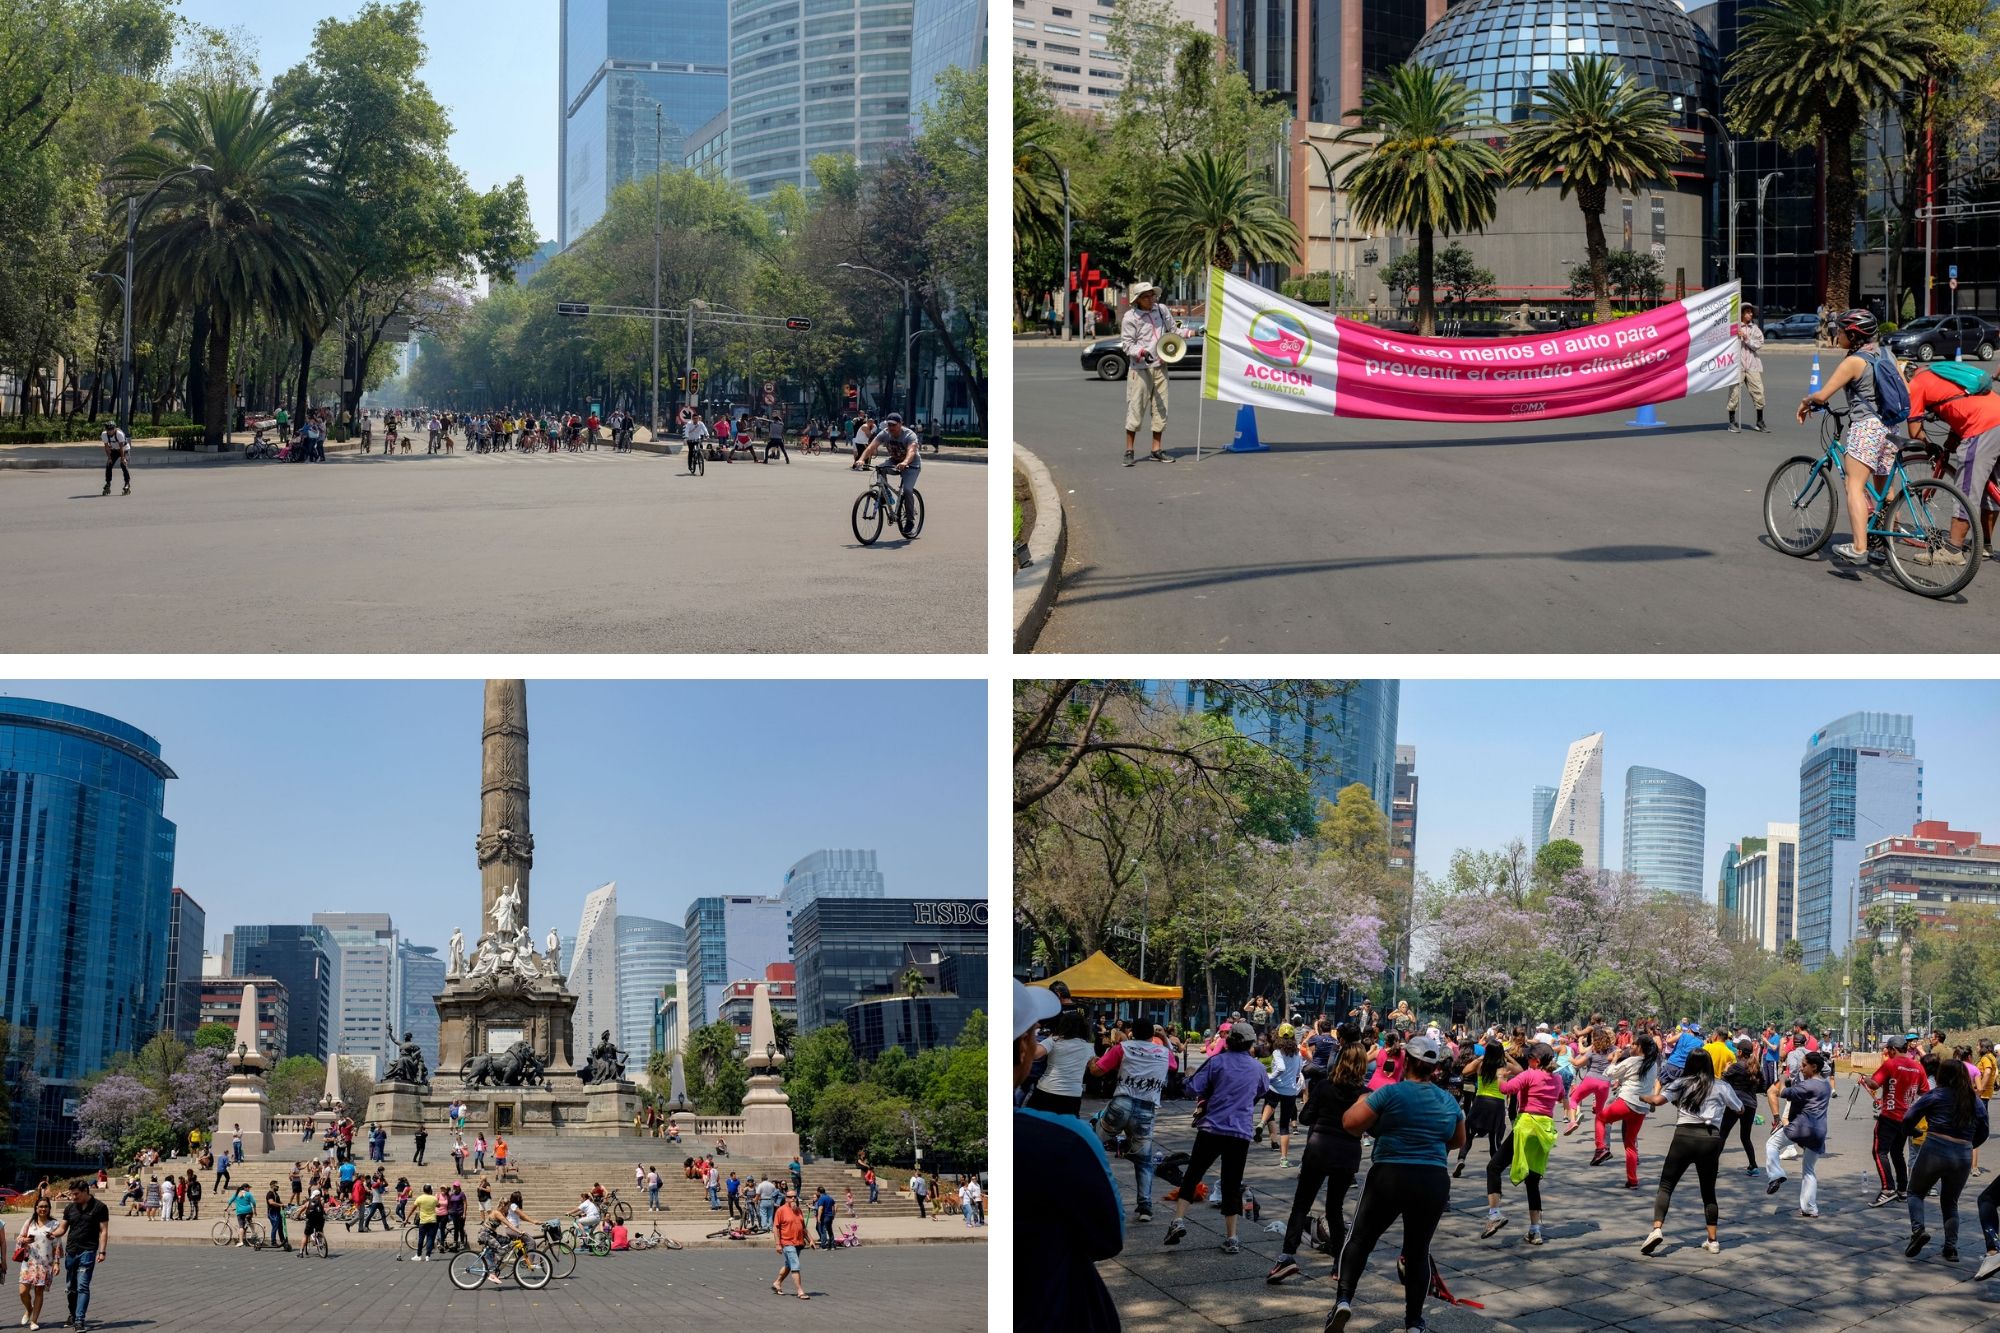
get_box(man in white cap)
[1119,282,1187,466]
[1014,980,1123,1330]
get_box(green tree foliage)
[1564,251,1664,306]
[191,1023,236,1051]
[1317,784,1390,867]
[1532,839,1585,896]
[1504,56,1688,320]
[267,1055,330,1117]
[1379,244,1497,308]
[1332,64,1503,336]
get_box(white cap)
[1014,980,1061,1039]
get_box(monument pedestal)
[219,1074,273,1155]
[584,1081,643,1136]
[364,1081,430,1137]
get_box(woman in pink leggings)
[1596,1035,1661,1186]
[1565,1027,1616,1143]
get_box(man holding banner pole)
[1727,302,1767,433]
[1120,282,1186,465]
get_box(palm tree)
[1504,56,1688,321]
[1133,150,1301,281]
[901,968,929,999]
[1727,0,1930,320]
[1862,902,1922,1031]
[1333,64,1502,336]
[1013,115,1065,256]
[111,85,339,446]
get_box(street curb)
[0,441,373,470]
[1012,443,1066,653]
[102,1231,986,1250]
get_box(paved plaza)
[37,1235,985,1331]
[1084,1091,2000,1331]
[0,448,985,653]
[1016,344,2000,653]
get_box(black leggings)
[1717,1107,1760,1168]
[105,455,129,487]
[1457,1098,1504,1165]
[1874,1116,1913,1194]
[1654,1122,1724,1228]
[1336,1162,1450,1329]
[1281,1130,1357,1259]
[1263,1092,1297,1136]
[1180,1129,1251,1217]
[1487,1129,1542,1211]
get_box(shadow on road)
[1056,544,1716,607]
[1172,422,1714,455]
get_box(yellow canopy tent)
[1033,950,1183,1000]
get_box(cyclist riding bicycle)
[569,1191,603,1243]
[1796,309,1903,564]
[473,1192,540,1284]
[856,412,922,520]
[1905,362,2000,563]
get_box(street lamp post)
[838,262,913,422]
[115,164,213,432]
[1305,141,1341,311]
[652,102,665,438]
[1025,143,1072,341]
[1697,110,1738,287]
[1755,173,1780,311]
[1842,974,1852,1051]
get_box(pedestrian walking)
[909,1172,928,1220]
[771,1191,809,1299]
[1162,1020,1270,1255]
[413,1127,427,1167]
[1904,1060,1988,1261]
[17,1193,58,1330]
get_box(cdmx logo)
[1246,309,1312,368]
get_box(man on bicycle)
[1905,363,2000,563]
[856,413,922,529]
[568,1191,603,1245]
[298,1190,326,1258]
[1796,309,1902,565]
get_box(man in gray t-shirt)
[858,414,921,523]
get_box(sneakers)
[1525,1226,1544,1246]
[1745,1165,1761,1176]
[1253,1125,1264,1144]
[1135,1204,1153,1223]
[1122,452,1135,467]
[1562,1120,1581,1137]
[1590,1149,1612,1167]
[1728,419,1741,433]
[1480,1212,1508,1239]
[1702,1238,1721,1254]
[1278,1158,1292,1169]
[1452,1160,1465,1178]
[1912,546,1968,567]
[1798,1209,1819,1218]
[1906,1228,1931,1258]
[1831,542,1870,564]
[1868,1190,1898,1209]
[1975,1250,2000,1281]
[1326,1299,1353,1333]
[1163,1219,1187,1246]
[1640,1227,1665,1255]
[1766,1178,1784,1195]
[1780,1145,1801,1160]
[1943,1245,1959,1263]
[1221,1236,1240,1255]
[1267,1257,1301,1284]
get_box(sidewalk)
[103,1211,986,1250]
[0,436,371,470]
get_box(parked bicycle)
[851,463,924,545]
[1762,406,1979,597]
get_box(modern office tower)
[725,0,914,199]
[0,698,178,1158]
[1546,732,1606,869]
[570,883,621,1056]
[163,887,207,1039]
[1796,712,1922,970]
[716,963,799,1042]
[1388,746,1418,973]
[791,896,987,1032]
[229,924,336,1059]
[559,0,731,247]
[312,913,402,1078]
[1015,0,1221,115]
[1858,821,2000,939]
[780,849,886,912]
[1531,785,1557,858]
[909,0,984,120]
[1732,823,1799,952]
[1623,766,1707,897]
[845,952,986,1058]
[683,895,791,1029]
[1173,681,1401,817]
[512,240,561,285]
[397,941,446,1071]
[196,975,289,1058]
[614,913,686,1065]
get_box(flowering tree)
[73,1074,155,1157]
[164,1047,230,1137]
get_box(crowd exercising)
[1015,981,2000,1333]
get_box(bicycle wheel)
[586,1230,611,1257]
[447,1251,489,1291]
[1883,476,1979,597]
[512,1249,553,1289]
[404,1222,421,1250]
[546,1241,577,1279]
[1762,455,1836,557]
[211,1220,235,1246]
[899,488,925,539]
[851,490,884,545]
[306,1233,328,1258]
[662,1236,684,1251]
[610,1200,632,1224]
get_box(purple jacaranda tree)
[164,1047,230,1137]
[73,1074,155,1156]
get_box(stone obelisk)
[476,680,534,936]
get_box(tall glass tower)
[614,913,685,1065]
[1796,712,1921,970]
[559,0,731,247]
[0,698,177,1159]
[1530,785,1557,857]
[1623,766,1707,897]
[907,0,982,120]
[1172,681,1401,818]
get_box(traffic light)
[556,302,591,317]
[688,370,700,389]
[678,375,687,391]
[784,316,813,332]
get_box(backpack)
[1920,360,1993,412]
[1865,349,1911,427]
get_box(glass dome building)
[1409,0,1720,130]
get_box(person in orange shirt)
[1906,365,2000,559]
[770,1190,810,1300]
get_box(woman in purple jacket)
[1163,1021,1269,1255]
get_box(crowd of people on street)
[1016,977,2000,1333]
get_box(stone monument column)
[216,983,273,1155]
[475,680,534,938]
[737,983,800,1158]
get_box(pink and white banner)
[1202,268,1742,424]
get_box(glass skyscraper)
[559,0,731,247]
[1,698,178,1158]
[1623,766,1707,898]
[1796,712,1922,971]
[229,924,336,1061]
[1530,785,1557,858]
[397,941,446,1072]
[907,0,982,119]
[1173,681,1401,818]
[682,895,791,1028]
[614,913,685,1065]
[792,896,987,1032]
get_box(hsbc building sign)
[914,901,988,927]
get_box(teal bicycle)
[1762,407,1979,598]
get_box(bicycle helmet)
[1835,308,1878,340]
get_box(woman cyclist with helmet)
[1327,1033,1465,1333]
[1796,308,1903,564]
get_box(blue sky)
[172,0,561,240]
[1,680,986,955]
[1398,681,1999,899]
